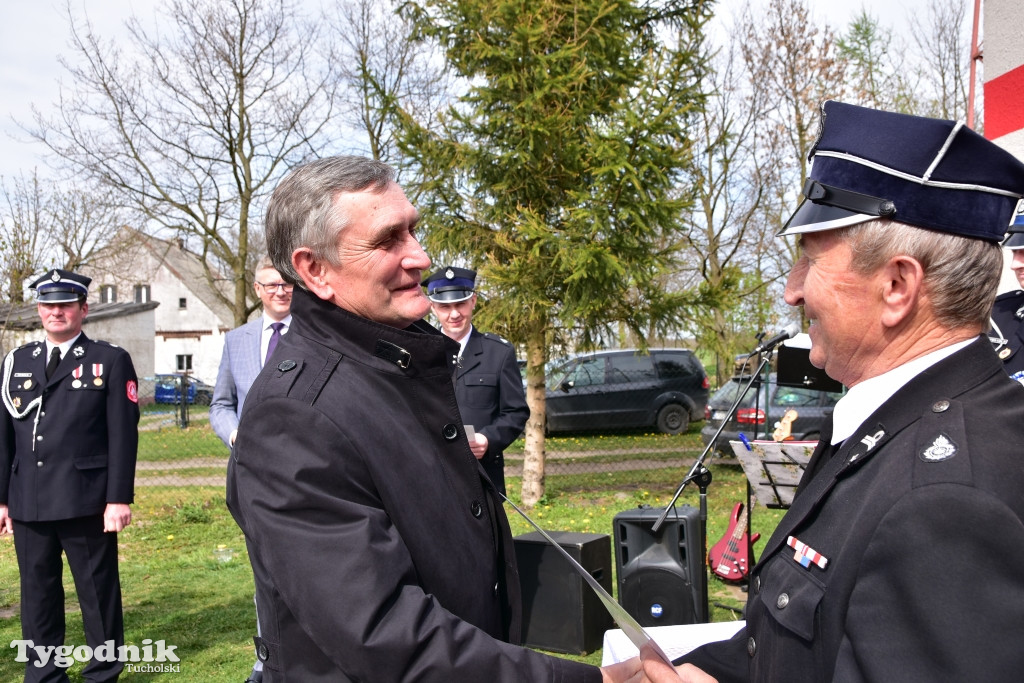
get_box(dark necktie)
[265,322,284,365]
[45,347,61,380]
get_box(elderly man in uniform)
[226,156,639,682]
[423,266,528,494]
[988,204,1024,381]
[641,102,1024,682]
[0,269,140,683]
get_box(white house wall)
[148,263,227,383]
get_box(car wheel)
[656,404,688,435]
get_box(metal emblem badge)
[445,268,455,279]
[22,380,33,390]
[1000,347,1013,359]
[32,347,41,358]
[73,346,85,358]
[921,434,958,462]
[50,270,60,282]
[12,397,21,409]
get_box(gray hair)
[837,219,1003,330]
[254,255,277,276]
[265,156,396,287]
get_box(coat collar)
[286,288,459,377]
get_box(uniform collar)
[45,332,84,360]
[831,338,972,444]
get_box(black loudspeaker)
[513,531,614,655]
[613,504,707,626]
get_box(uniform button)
[470,500,484,518]
[493,582,499,597]
[747,637,756,657]
[932,400,950,413]
[442,424,459,441]
[754,576,761,593]
[36,435,43,442]
[37,461,44,467]
[776,593,790,609]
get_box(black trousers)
[13,516,124,683]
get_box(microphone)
[751,322,800,354]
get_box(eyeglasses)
[256,281,294,293]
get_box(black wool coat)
[227,289,600,683]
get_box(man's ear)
[292,248,334,301]
[879,255,924,328]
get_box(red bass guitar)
[708,502,760,582]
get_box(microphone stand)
[650,349,774,620]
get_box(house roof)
[88,227,237,325]
[0,300,160,332]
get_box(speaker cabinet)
[613,505,707,626]
[513,531,614,654]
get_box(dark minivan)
[545,349,709,434]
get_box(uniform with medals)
[674,103,1024,681]
[0,269,140,683]
[989,207,1024,380]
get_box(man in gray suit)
[210,259,293,448]
[210,257,292,683]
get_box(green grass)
[0,419,780,679]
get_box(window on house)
[99,284,117,303]
[178,297,187,309]
[134,284,151,303]
[176,354,193,372]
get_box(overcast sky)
[0,0,932,183]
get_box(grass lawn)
[0,415,783,680]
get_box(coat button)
[255,638,269,661]
[776,593,790,609]
[931,400,950,413]
[37,461,44,467]
[493,582,499,597]
[747,637,756,657]
[442,424,459,441]
[36,435,43,442]
[754,575,761,593]
[471,500,483,518]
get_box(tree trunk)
[520,329,547,507]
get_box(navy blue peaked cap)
[780,101,1024,242]
[30,268,91,303]
[422,266,476,303]
[1003,200,1024,250]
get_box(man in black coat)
[226,156,639,682]
[988,206,1024,380]
[640,102,1024,682]
[423,265,528,494]
[0,268,140,683]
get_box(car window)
[823,390,845,406]
[608,354,654,384]
[773,385,823,407]
[654,351,700,379]
[710,379,758,408]
[565,357,606,387]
